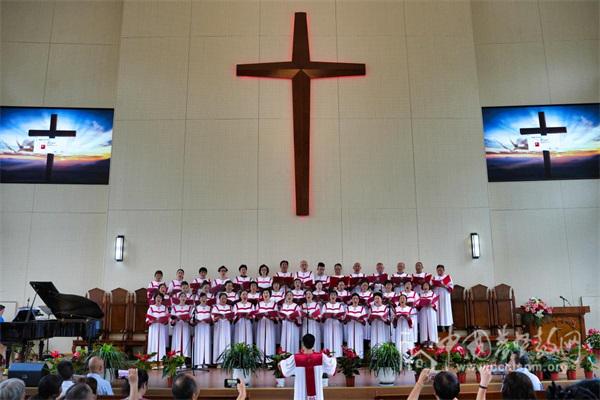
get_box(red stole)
[294,352,323,397]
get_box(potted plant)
[71,349,88,376]
[436,345,468,383]
[409,345,436,381]
[580,344,597,379]
[87,343,128,381]
[267,349,291,387]
[369,342,402,386]
[337,347,361,387]
[162,351,186,386]
[541,352,562,381]
[520,297,552,327]
[585,328,600,358]
[218,343,263,387]
[133,352,156,372]
[45,350,64,374]
[471,345,492,383]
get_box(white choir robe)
[369,304,391,349]
[256,276,272,289]
[403,290,420,340]
[233,302,255,345]
[412,273,431,294]
[322,302,345,356]
[193,305,212,367]
[301,302,322,351]
[147,280,161,300]
[145,305,169,361]
[211,304,233,364]
[280,302,301,354]
[418,290,438,343]
[279,352,337,400]
[256,301,278,359]
[432,274,454,327]
[171,304,193,357]
[235,276,252,289]
[346,305,367,358]
[168,279,183,295]
[394,305,415,358]
[391,273,409,294]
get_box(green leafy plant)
[408,345,436,375]
[87,343,128,379]
[267,349,291,379]
[337,347,361,378]
[132,352,156,372]
[218,343,264,375]
[162,351,186,378]
[45,351,64,374]
[494,341,521,364]
[585,329,600,350]
[579,344,598,372]
[368,342,402,376]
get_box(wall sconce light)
[470,233,480,259]
[115,235,124,262]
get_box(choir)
[145,261,454,367]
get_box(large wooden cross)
[237,12,366,216]
[28,113,76,182]
[519,111,567,179]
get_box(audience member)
[408,368,460,400]
[31,375,62,400]
[171,373,246,400]
[512,351,543,390]
[0,378,26,400]
[64,384,94,400]
[122,368,147,400]
[57,360,75,394]
[86,357,113,395]
[547,379,600,400]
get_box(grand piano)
[0,282,103,365]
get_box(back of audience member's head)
[36,374,62,400]
[87,356,104,374]
[518,351,531,369]
[0,378,26,400]
[433,371,460,400]
[547,379,600,400]
[57,360,74,381]
[302,333,315,350]
[64,384,94,400]
[171,373,198,400]
[502,371,535,400]
[122,369,149,396]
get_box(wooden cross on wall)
[28,114,76,182]
[237,12,366,216]
[519,111,567,179]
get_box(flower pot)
[534,370,544,380]
[322,378,329,387]
[476,371,481,383]
[584,370,594,379]
[377,368,396,386]
[566,370,577,380]
[550,372,559,381]
[275,378,285,388]
[457,371,467,384]
[345,376,356,387]
[166,377,173,387]
[232,369,252,387]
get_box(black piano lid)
[30,281,104,320]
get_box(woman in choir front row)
[233,290,255,346]
[193,293,212,368]
[255,289,278,361]
[211,293,233,365]
[431,264,453,330]
[171,292,193,358]
[369,293,390,349]
[145,293,169,362]
[402,281,419,342]
[345,293,367,358]
[417,281,438,346]
[322,290,345,356]
[301,291,321,351]
[394,294,415,358]
[279,291,302,354]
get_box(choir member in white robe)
[291,279,305,304]
[223,281,239,305]
[191,267,210,294]
[196,282,215,306]
[147,270,163,301]
[233,291,255,346]
[168,268,185,295]
[431,264,453,328]
[349,262,365,293]
[193,293,212,368]
[335,281,351,304]
[151,284,171,308]
[402,281,420,341]
[369,293,391,349]
[301,291,322,351]
[255,289,279,360]
[280,292,302,354]
[393,294,415,358]
[357,282,373,341]
[279,334,337,400]
[391,262,409,294]
[212,266,230,292]
[312,281,328,304]
[417,282,438,345]
[331,263,345,288]
[145,293,169,361]
[211,293,233,364]
[235,264,252,291]
[275,260,293,288]
[256,264,273,290]
[271,281,286,304]
[314,262,330,289]
[247,282,261,305]
[171,292,193,358]
[177,282,195,305]
[345,294,367,358]
[412,262,431,294]
[322,291,345,356]
[382,281,397,305]
[295,260,314,288]
[370,262,388,293]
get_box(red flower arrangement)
[133,352,156,371]
[520,297,553,326]
[161,350,186,379]
[337,347,361,378]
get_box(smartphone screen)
[224,378,239,388]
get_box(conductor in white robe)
[279,334,337,400]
